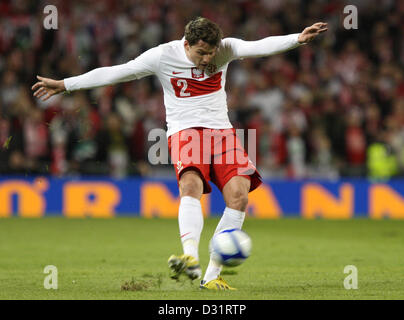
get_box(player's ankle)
[182,239,199,261]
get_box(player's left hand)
[298,22,328,44]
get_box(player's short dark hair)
[184,17,223,47]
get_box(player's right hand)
[31,76,66,101]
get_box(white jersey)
[64,34,302,137]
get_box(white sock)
[178,196,204,261]
[203,207,245,283]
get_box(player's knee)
[179,171,203,199]
[226,189,248,211]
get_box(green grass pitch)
[0,217,403,300]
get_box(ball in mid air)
[210,228,252,267]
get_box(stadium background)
[1,0,404,218]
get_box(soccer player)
[32,17,327,290]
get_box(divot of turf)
[121,277,153,291]
[121,273,164,291]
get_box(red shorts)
[168,127,262,194]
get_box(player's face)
[184,40,218,71]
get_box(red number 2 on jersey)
[170,72,222,98]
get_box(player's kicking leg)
[168,170,204,280]
[200,176,250,290]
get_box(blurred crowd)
[1,0,404,179]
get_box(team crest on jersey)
[191,68,204,79]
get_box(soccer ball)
[210,228,252,267]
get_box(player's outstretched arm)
[32,76,66,101]
[225,22,328,60]
[32,46,161,101]
[32,63,140,101]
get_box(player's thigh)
[179,169,204,199]
[222,176,251,211]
